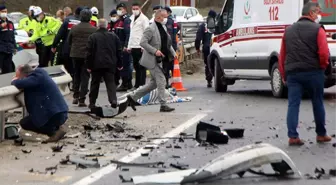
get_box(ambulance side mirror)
[332,33,336,40]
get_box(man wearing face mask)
[114,3,133,92]
[279,2,332,146]
[29,6,61,67]
[108,9,121,87]
[149,5,163,24]
[0,5,16,74]
[127,9,176,113]
[128,2,149,90]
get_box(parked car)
[170,6,204,22]
[7,12,39,69]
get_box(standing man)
[128,2,149,89]
[108,9,118,32]
[29,6,61,67]
[115,3,132,92]
[0,5,16,74]
[195,10,217,88]
[86,19,123,109]
[90,7,99,27]
[56,10,65,22]
[68,9,97,107]
[279,2,332,146]
[127,9,176,113]
[11,64,68,143]
[18,6,37,37]
[52,7,81,79]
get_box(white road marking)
[71,113,208,185]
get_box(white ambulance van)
[207,0,336,98]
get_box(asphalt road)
[70,76,336,185]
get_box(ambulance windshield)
[318,0,336,24]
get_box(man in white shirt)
[128,2,150,89]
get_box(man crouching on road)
[279,2,332,146]
[11,65,68,143]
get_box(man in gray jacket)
[127,9,176,112]
[68,9,97,107]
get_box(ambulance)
[207,0,336,98]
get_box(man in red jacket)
[279,2,332,146]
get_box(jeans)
[72,58,90,102]
[286,70,326,138]
[20,112,68,137]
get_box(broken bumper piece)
[131,143,301,184]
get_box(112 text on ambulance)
[264,0,284,21]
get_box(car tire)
[271,63,287,98]
[214,57,228,93]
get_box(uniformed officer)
[90,7,99,27]
[108,9,121,87]
[18,6,37,37]
[0,5,16,74]
[163,6,178,88]
[115,3,133,92]
[29,6,61,67]
[195,10,217,88]
[52,7,82,79]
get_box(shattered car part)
[51,144,64,152]
[119,175,133,183]
[196,121,229,144]
[131,143,301,184]
[14,138,25,146]
[21,149,32,154]
[170,163,189,170]
[110,160,164,169]
[61,155,100,168]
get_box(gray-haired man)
[127,9,176,112]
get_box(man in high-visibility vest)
[29,6,61,67]
[90,7,99,27]
[18,6,37,37]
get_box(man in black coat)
[0,5,16,74]
[86,18,123,109]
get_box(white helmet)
[33,6,43,16]
[28,6,35,12]
[90,7,99,15]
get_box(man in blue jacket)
[195,10,217,88]
[11,64,69,143]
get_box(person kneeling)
[11,64,69,143]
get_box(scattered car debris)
[331,134,336,138]
[174,145,182,149]
[21,149,32,154]
[170,163,189,170]
[83,124,95,131]
[51,144,64,152]
[224,128,245,138]
[79,144,85,148]
[179,132,193,137]
[172,155,181,159]
[127,134,143,140]
[5,124,20,139]
[144,145,158,150]
[178,138,184,143]
[158,169,166,173]
[196,121,229,144]
[106,121,125,133]
[166,144,172,148]
[60,155,100,168]
[110,160,164,169]
[65,132,81,138]
[141,153,149,157]
[14,157,19,160]
[121,168,130,171]
[28,165,58,175]
[333,143,336,148]
[119,175,133,183]
[329,169,336,176]
[14,138,25,146]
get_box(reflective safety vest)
[30,16,62,46]
[18,17,37,37]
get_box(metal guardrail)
[0,65,72,141]
[178,21,204,62]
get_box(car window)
[185,9,193,18]
[171,8,187,17]
[191,9,198,16]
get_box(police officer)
[18,6,37,37]
[115,3,132,92]
[164,6,178,88]
[29,6,61,67]
[0,5,16,74]
[195,10,217,88]
[108,9,121,87]
[90,7,99,27]
[52,7,82,79]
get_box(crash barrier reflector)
[0,65,72,141]
[171,56,187,92]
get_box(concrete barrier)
[0,65,72,141]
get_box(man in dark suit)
[86,19,123,109]
[11,65,69,143]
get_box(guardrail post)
[0,111,5,141]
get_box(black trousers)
[163,59,173,87]
[57,54,74,78]
[19,112,68,137]
[35,39,44,64]
[73,58,90,102]
[203,48,213,82]
[0,52,15,74]
[89,68,117,106]
[132,48,146,88]
[40,45,54,67]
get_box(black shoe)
[88,104,97,109]
[160,105,175,112]
[78,102,87,107]
[127,95,137,111]
[72,98,79,105]
[207,81,212,88]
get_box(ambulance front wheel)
[214,57,228,93]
